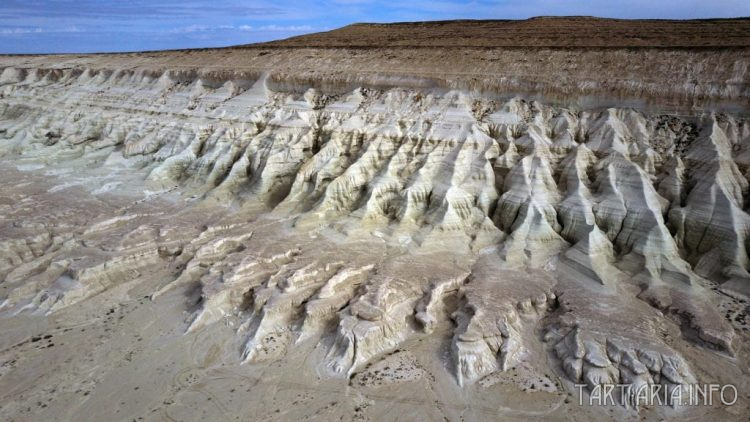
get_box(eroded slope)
[0,56,748,419]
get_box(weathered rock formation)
[0,18,749,417]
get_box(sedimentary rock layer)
[0,19,749,418]
[1,18,748,114]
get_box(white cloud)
[1,26,82,35]
[168,24,236,33]
[247,24,314,31]
[1,27,43,34]
[169,24,315,34]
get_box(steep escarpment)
[1,19,749,115]
[0,18,749,419]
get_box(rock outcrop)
[0,34,747,415]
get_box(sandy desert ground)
[0,17,749,421]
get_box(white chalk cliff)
[0,62,747,412]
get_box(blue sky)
[1,0,748,53]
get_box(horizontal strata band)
[0,52,747,415]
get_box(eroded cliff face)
[0,60,749,418]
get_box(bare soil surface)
[252,16,750,48]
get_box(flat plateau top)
[249,16,750,49]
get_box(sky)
[0,0,748,54]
